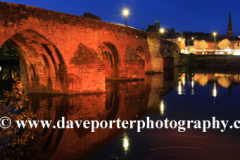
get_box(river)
[1,63,240,159]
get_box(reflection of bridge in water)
[17,69,177,160]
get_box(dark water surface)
[2,63,240,159]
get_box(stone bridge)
[0,2,163,94]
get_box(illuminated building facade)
[167,11,240,55]
[193,36,240,55]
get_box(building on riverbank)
[167,33,240,55]
[167,10,240,55]
[146,17,160,32]
[193,35,240,55]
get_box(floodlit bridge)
[0,2,163,94]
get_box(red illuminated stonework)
[0,2,163,94]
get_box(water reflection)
[177,72,240,99]
[191,72,240,88]
[178,81,182,95]
[13,80,152,160]
[92,70,240,159]
[122,133,129,153]
[191,77,195,95]
[212,82,217,98]
[4,65,240,159]
[159,100,165,116]
[180,73,185,86]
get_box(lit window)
[173,40,175,43]
[197,44,200,49]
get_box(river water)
[1,63,240,159]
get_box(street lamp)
[192,37,194,53]
[213,32,217,54]
[160,28,165,34]
[122,9,129,26]
[188,37,194,53]
[160,28,165,39]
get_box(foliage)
[0,78,36,159]
[0,42,18,56]
[196,40,208,54]
[218,39,231,49]
[83,12,101,20]
[173,50,180,57]
[1,43,9,55]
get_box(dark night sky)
[4,0,240,35]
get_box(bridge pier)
[147,32,164,73]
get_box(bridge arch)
[1,29,68,93]
[95,42,119,78]
[136,46,145,59]
[122,46,145,79]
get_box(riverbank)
[181,54,240,71]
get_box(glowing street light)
[178,38,182,41]
[160,28,165,40]
[190,37,195,53]
[187,37,194,54]
[160,28,165,33]
[213,31,217,54]
[122,9,129,26]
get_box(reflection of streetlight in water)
[160,100,164,115]
[212,82,217,98]
[178,81,182,95]
[182,77,185,86]
[191,77,194,88]
[191,77,194,95]
[122,134,129,153]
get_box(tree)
[83,12,101,20]
[218,39,231,49]
[0,78,35,159]
[195,40,208,54]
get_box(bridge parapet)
[0,2,146,39]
